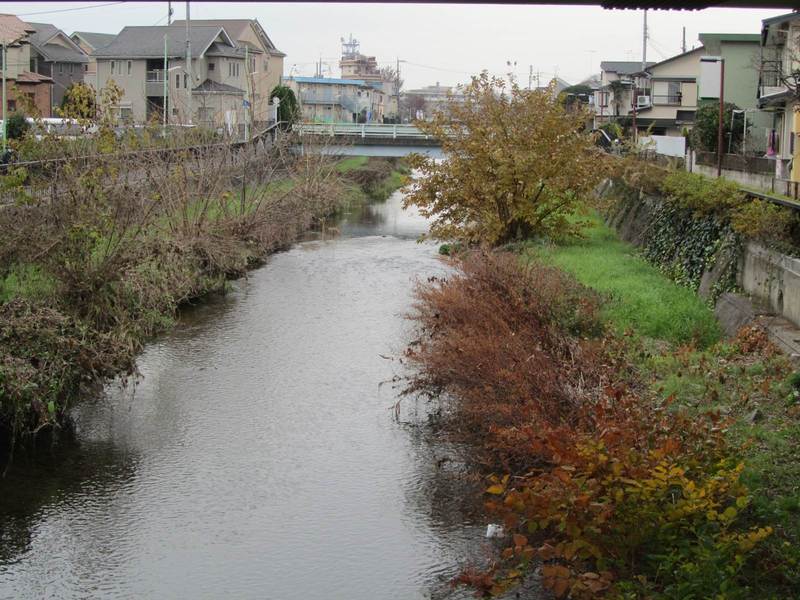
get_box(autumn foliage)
[403,72,604,245]
[406,251,774,598]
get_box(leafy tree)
[6,112,29,140]
[269,85,299,126]
[59,82,96,121]
[558,84,593,110]
[691,100,745,153]
[404,72,603,245]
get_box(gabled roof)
[93,25,234,59]
[26,22,88,62]
[205,42,248,58]
[71,31,116,51]
[193,79,244,94]
[16,70,53,83]
[0,14,35,45]
[600,61,655,74]
[762,11,800,28]
[170,18,285,57]
[641,46,704,74]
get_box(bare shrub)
[404,251,606,467]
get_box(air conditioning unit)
[636,95,651,108]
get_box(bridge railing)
[295,122,431,140]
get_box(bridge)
[294,123,443,158]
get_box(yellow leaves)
[487,484,505,495]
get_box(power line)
[16,1,126,17]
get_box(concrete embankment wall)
[605,183,800,348]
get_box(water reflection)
[0,189,491,600]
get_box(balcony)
[759,65,787,100]
[300,92,360,113]
[145,69,168,97]
[652,94,682,106]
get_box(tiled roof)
[16,70,53,83]
[192,79,244,94]
[205,42,247,58]
[72,31,116,50]
[94,25,231,59]
[600,61,656,74]
[0,14,35,45]
[26,22,88,63]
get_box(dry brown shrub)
[404,250,610,467]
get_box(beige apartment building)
[71,31,117,84]
[339,35,397,119]
[93,20,284,131]
[171,19,285,126]
[285,76,385,123]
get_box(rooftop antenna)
[682,26,687,53]
[341,34,360,59]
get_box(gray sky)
[3,2,787,88]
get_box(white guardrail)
[295,122,431,140]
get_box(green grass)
[0,264,57,303]
[528,213,721,348]
[336,156,368,173]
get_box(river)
[0,190,492,599]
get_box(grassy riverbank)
[409,219,800,597]
[0,143,407,449]
[529,213,721,348]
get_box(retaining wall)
[605,182,800,333]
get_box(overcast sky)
[3,2,787,88]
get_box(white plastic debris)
[485,523,505,538]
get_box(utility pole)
[163,34,168,135]
[717,58,726,177]
[168,1,173,25]
[1,44,6,154]
[682,27,687,53]
[528,65,533,90]
[396,57,401,122]
[642,9,648,72]
[185,1,192,126]
[244,45,250,141]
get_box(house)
[697,32,771,154]
[401,82,465,121]
[93,24,251,129]
[25,22,88,112]
[170,19,285,127]
[284,76,385,123]
[631,47,704,136]
[0,14,54,117]
[593,61,654,127]
[758,11,800,182]
[339,35,398,119]
[70,31,117,86]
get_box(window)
[176,74,180,88]
[667,81,681,103]
[183,73,187,88]
[208,62,215,71]
[111,60,115,75]
[69,63,74,74]
[172,107,178,116]
[58,62,63,74]
[83,64,88,72]
[263,60,268,72]
[7,99,16,112]
[127,60,132,76]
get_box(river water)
[0,191,492,599]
